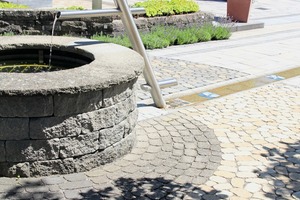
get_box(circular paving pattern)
[0,111,221,199]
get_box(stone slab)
[0,118,29,140]
[0,95,53,117]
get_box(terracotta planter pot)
[227,0,252,23]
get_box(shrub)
[92,24,231,49]
[211,26,231,40]
[133,0,199,17]
[0,2,28,9]
[91,34,132,48]
[176,29,198,45]
[141,33,170,49]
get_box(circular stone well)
[0,36,144,177]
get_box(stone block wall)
[0,9,213,37]
[0,78,138,177]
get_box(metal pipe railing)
[56,8,145,19]
[56,1,167,108]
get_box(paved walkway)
[1,0,300,199]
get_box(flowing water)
[49,14,58,67]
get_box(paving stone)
[244,182,262,193]
[231,178,244,188]
[292,191,300,199]
[41,176,65,185]
[59,180,93,190]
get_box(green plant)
[211,26,231,40]
[58,6,85,10]
[91,24,231,50]
[91,34,132,48]
[0,2,28,9]
[176,29,198,45]
[141,33,170,49]
[133,0,199,17]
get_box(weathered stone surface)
[74,131,136,172]
[30,158,75,177]
[0,36,140,177]
[54,90,102,116]
[124,109,139,137]
[115,94,136,124]
[89,106,116,131]
[0,142,5,162]
[6,139,60,162]
[59,133,99,158]
[99,122,125,150]
[0,10,214,37]
[30,115,81,139]
[103,79,135,107]
[0,162,30,177]
[0,118,29,140]
[0,95,53,117]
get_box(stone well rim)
[0,36,144,96]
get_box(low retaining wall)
[0,10,214,37]
[0,36,144,177]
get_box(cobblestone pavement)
[0,76,299,199]
[137,57,249,101]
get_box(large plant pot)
[227,0,252,23]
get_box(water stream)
[49,14,58,67]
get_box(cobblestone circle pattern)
[0,111,221,199]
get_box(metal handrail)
[57,0,168,108]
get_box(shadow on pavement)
[3,177,228,199]
[257,140,300,199]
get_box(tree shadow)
[3,177,228,199]
[257,140,300,199]
[81,177,228,199]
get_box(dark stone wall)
[0,10,214,37]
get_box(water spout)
[56,2,167,108]
[56,8,145,20]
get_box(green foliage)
[210,26,231,40]
[141,33,170,49]
[176,29,198,45]
[91,34,132,48]
[92,24,231,50]
[133,0,199,17]
[0,2,28,9]
[59,6,85,10]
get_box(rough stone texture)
[5,139,60,162]
[74,130,136,172]
[30,115,82,139]
[0,36,140,177]
[0,118,29,140]
[54,89,102,116]
[103,78,135,107]
[0,10,213,37]
[0,95,53,117]
[113,12,214,36]
[59,132,99,158]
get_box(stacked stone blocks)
[0,78,138,177]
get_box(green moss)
[0,2,29,9]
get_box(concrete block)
[6,139,60,162]
[30,115,81,139]
[0,118,29,140]
[0,95,53,117]
[103,78,135,107]
[59,133,99,158]
[54,90,102,116]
